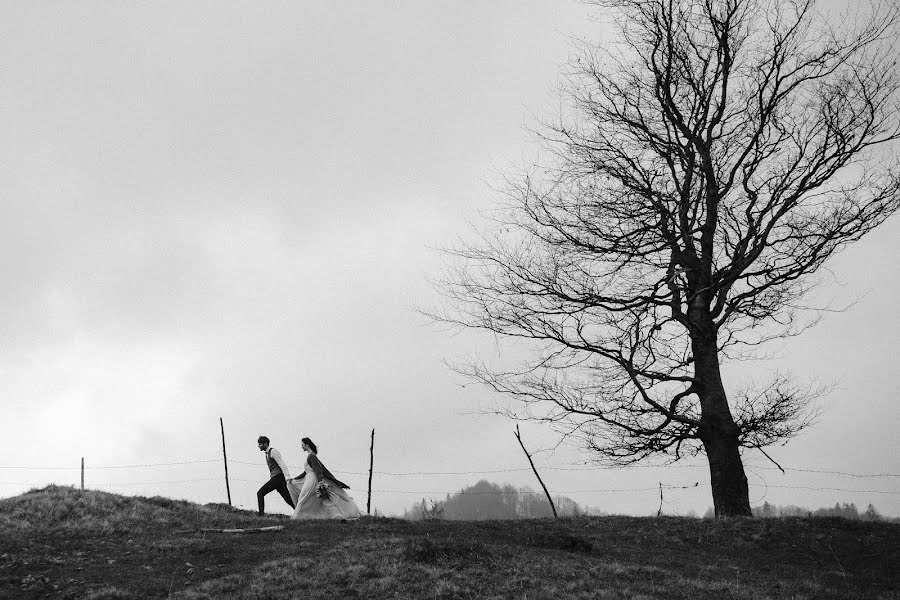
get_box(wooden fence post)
[81,457,84,491]
[367,428,375,515]
[657,483,663,517]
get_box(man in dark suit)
[256,436,296,515]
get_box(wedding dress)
[287,453,361,520]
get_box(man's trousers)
[257,473,295,514]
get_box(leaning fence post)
[514,425,557,518]
[220,417,232,506]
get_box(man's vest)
[266,449,283,478]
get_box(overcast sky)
[1,1,897,518]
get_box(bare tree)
[437,0,900,516]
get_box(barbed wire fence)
[2,419,898,516]
[1,457,898,517]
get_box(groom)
[256,436,296,515]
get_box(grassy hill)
[0,485,896,599]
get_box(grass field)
[0,485,896,599]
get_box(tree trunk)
[691,315,752,517]
[701,415,751,517]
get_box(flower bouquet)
[316,481,332,500]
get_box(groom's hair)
[257,436,270,445]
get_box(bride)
[287,437,361,520]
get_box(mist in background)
[1,1,896,518]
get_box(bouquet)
[316,481,332,500]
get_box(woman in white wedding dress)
[287,437,361,520]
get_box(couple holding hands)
[256,435,361,520]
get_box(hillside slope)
[0,485,897,599]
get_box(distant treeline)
[402,480,895,522]
[402,480,591,520]
[743,501,895,521]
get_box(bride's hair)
[301,437,318,454]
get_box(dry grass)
[1,485,897,599]
[0,485,256,534]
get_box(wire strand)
[0,459,222,470]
